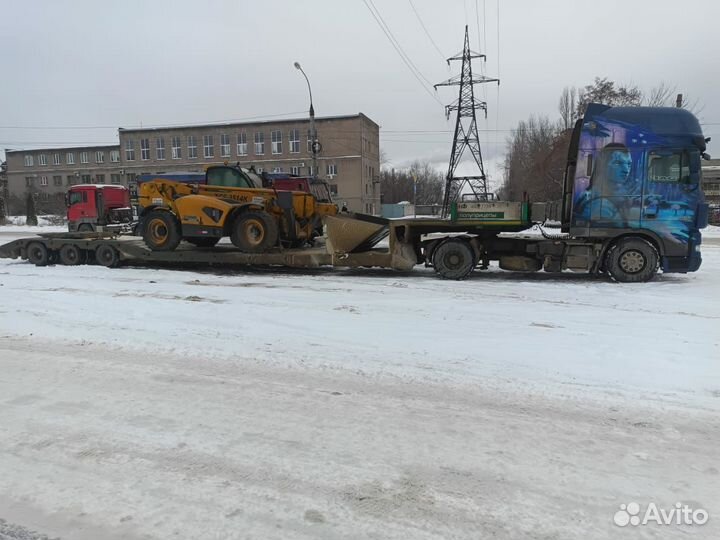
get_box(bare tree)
[576,77,643,118]
[502,116,569,202]
[558,87,578,130]
[380,160,444,205]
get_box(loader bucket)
[324,213,390,253]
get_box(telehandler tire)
[143,210,181,251]
[231,211,279,253]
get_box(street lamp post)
[294,62,318,179]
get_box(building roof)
[118,113,379,133]
[5,144,119,154]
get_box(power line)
[0,111,309,131]
[361,0,444,108]
[408,0,446,61]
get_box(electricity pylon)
[434,25,499,216]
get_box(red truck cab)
[67,185,133,232]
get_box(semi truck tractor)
[66,184,134,232]
[2,104,710,282]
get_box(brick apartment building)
[3,113,381,215]
[4,145,122,213]
[702,158,720,208]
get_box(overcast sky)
[2,0,719,188]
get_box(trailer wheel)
[78,224,94,232]
[27,241,49,266]
[95,244,120,268]
[59,244,85,265]
[231,211,279,253]
[605,237,659,283]
[432,239,476,280]
[187,237,220,248]
[143,210,181,251]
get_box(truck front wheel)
[231,211,279,253]
[143,210,181,251]
[605,238,659,283]
[432,239,476,280]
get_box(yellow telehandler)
[138,165,336,252]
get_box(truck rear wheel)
[231,211,278,253]
[27,241,49,266]
[143,210,181,251]
[59,244,85,265]
[432,239,476,280]
[606,238,659,283]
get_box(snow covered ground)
[0,226,718,539]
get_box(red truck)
[66,184,134,232]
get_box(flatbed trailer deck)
[0,210,534,278]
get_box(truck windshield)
[68,191,85,205]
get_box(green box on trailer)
[450,201,529,224]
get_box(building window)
[329,184,338,195]
[171,137,182,159]
[125,140,135,161]
[256,167,264,173]
[53,175,62,186]
[81,174,91,183]
[126,172,137,184]
[188,136,197,159]
[66,175,75,186]
[289,129,300,153]
[220,134,230,157]
[53,153,61,166]
[156,138,165,160]
[290,165,300,175]
[110,150,120,163]
[326,163,337,178]
[95,151,105,163]
[25,177,34,186]
[272,167,282,173]
[111,174,121,184]
[237,132,247,156]
[80,152,89,164]
[271,130,282,154]
[24,155,34,167]
[66,152,75,165]
[40,175,48,186]
[96,174,105,184]
[140,139,150,160]
[38,154,47,166]
[254,132,265,155]
[307,165,315,176]
[203,135,214,158]
[307,130,313,152]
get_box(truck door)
[67,189,94,222]
[641,148,700,253]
